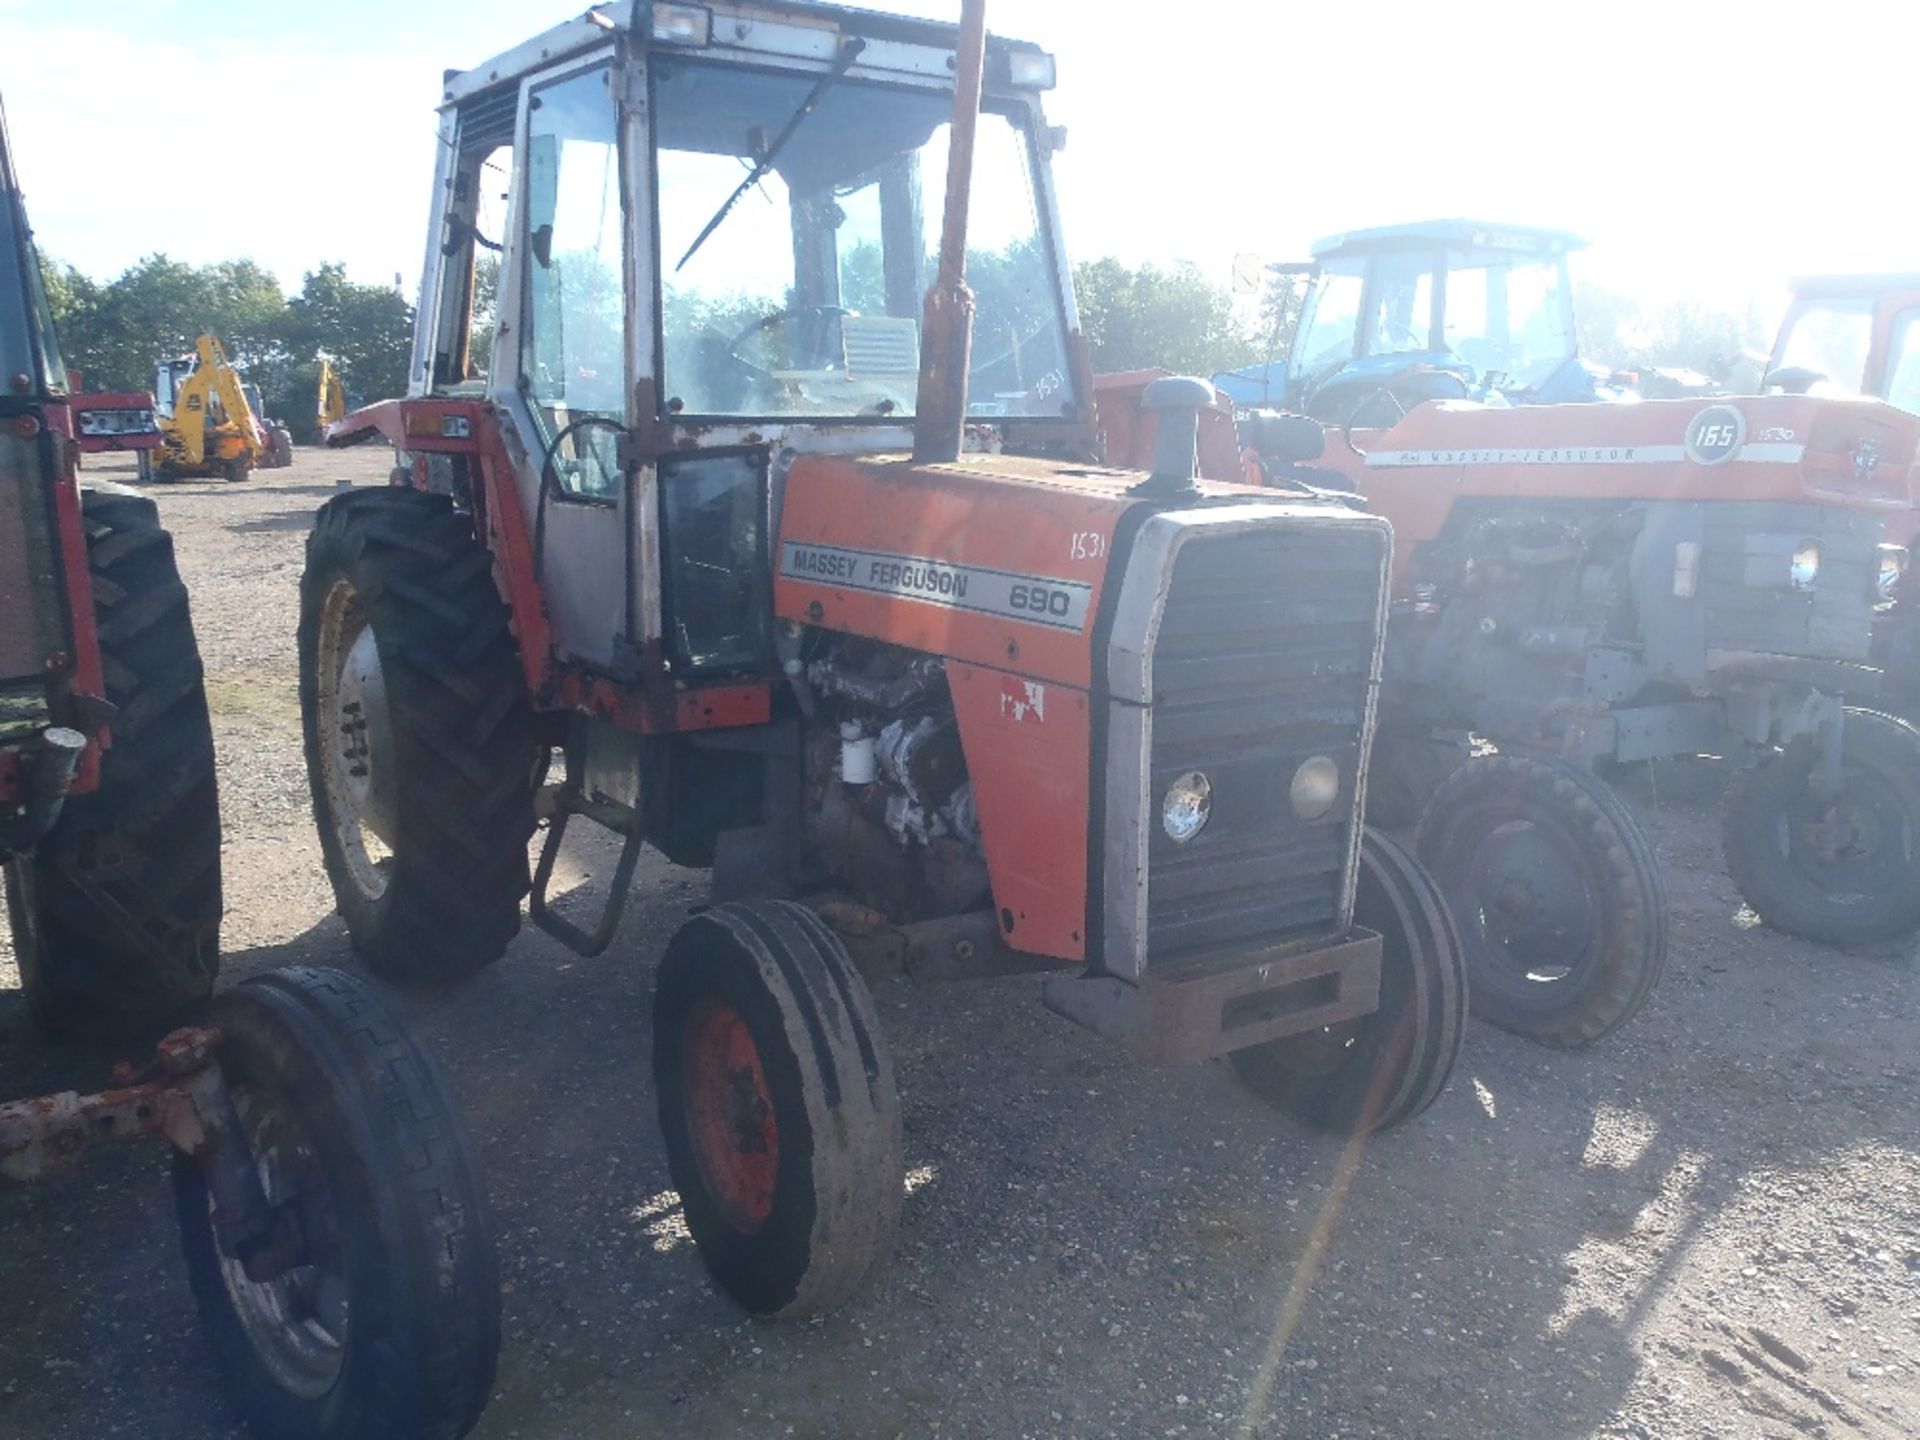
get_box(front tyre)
[1723,708,1920,945]
[298,489,537,983]
[1229,829,1466,1134]
[174,966,500,1440]
[1416,752,1665,1047]
[653,901,904,1317]
[2,487,221,1036]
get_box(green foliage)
[276,263,414,432]
[36,252,415,440]
[1071,257,1262,378]
[1575,279,1768,380]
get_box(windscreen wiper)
[674,38,867,273]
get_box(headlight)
[1289,755,1341,821]
[1790,541,1820,592]
[1162,771,1212,844]
[1878,544,1909,602]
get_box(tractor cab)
[393,1,1085,677]
[1257,220,1591,425]
[1766,273,1920,415]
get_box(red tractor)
[309,0,1466,1320]
[1,94,498,1439]
[1223,367,1920,1033]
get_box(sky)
[2,0,1914,327]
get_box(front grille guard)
[1100,504,1394,983]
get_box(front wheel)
[1229,829,1466,1134]
[1723,708,1920,945]
[653,901,904,1317]
[1416,752,1665,1047]
[174,966,499,1440]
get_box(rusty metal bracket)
[0,1025,290,1281]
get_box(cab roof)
[442,1,1052,107]
[1310,219,1587,261]
[1788,272,1920,299]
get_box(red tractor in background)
[308,0,1467,1322]
[1164,263,1920,1047]
[1,94,499,1440]
[1097,235,1920,1048]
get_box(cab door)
[492,54,633,672]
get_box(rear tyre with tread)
[1229,829,1466,1134]
[1416,752,1665,1047]
[175,965,500,1440]
[653,900,904,1317]
[3,486,221,1036]
[298,488,537,983]
[1723,708,1920,945]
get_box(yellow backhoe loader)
[316,357,346,436]
[143,333,267,482]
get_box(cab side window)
[521,63,625,501]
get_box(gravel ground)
[0,450,1916,1440]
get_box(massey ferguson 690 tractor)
[1227,372,1920,1045]
[1,96,498,1440]
[308,0,1466,1320]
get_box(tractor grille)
[1135,521,1388,977]
[1701,502,1878,663]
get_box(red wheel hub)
[684,1003,779,1232]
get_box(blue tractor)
[1215,220,1700,429]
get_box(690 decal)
[1009,582,1077,620]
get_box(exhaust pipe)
[910,0,988,465]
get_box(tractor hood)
[1354,393,1919,511]
[773,449,1366,690]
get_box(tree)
[1071,257,1260,378]
[37,252,289,395]
[284,264,412,398]
[1575,279,1767,380]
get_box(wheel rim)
[1459,817,1600,994]
[1773,769,1914,904]
[214,1080,349,1400]
[315,577,398,903]
[683,1001,779,1234]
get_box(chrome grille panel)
[1103,506,1391,981]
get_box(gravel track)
[0,451,1914,1439]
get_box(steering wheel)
[727,305,853,378]
[1377,318,1427,351]
[1339,370,1475,455]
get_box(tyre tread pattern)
[654,899,903,1318]
[175,965,499,1440]
[1417,752,1665,1048]
[3,488,221,1034]
[1722,707,1920,945]
[299,489,536,982]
